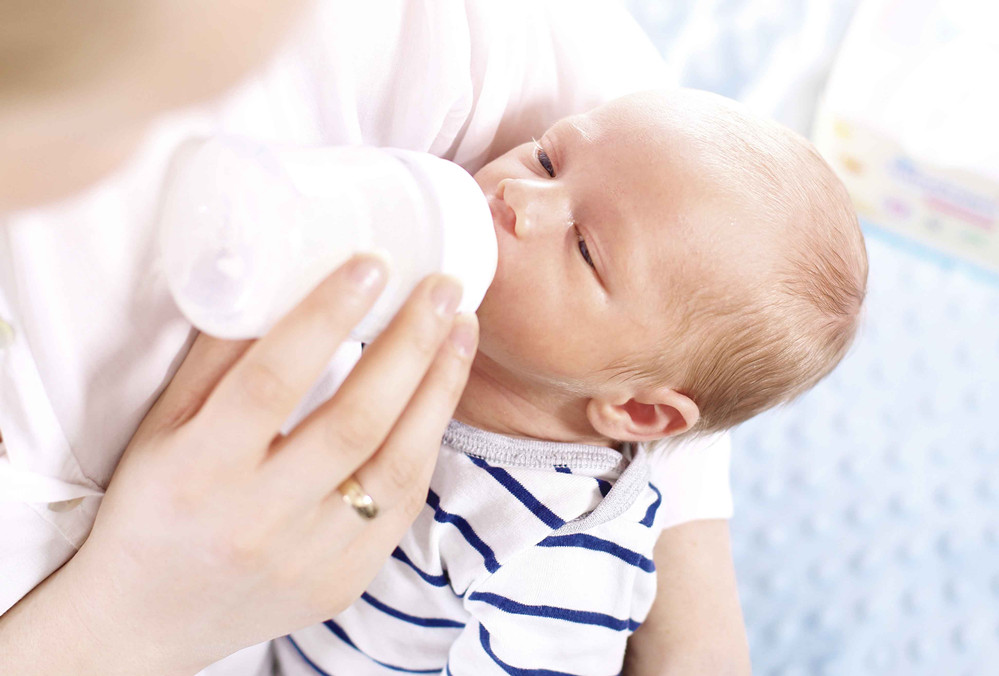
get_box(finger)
[193,254,389,464]
[350,313,477,515]
[302,317,476,619]
[301,512,397,619]
[262,275,464,500]
[148,332,255,431]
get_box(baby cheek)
[476,246,573,363]
[476,287,550,362]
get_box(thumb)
[145,330,256,433]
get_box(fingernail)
[449,314,478,358]
[348,256,387,292]
[431,277,463,318]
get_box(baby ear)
[586,388,700,442]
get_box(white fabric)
[0,1,731,673]
[274,422,731,676]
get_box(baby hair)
[635,90,868,437]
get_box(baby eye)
[533,141,555,177]
[575,228,595,269]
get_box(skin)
[0,0,313,211]
[457,90,780,447]
[628,520,752,675]
[0,2,751,671]
[0,263,479,675]
[0,2,481,674]
[457,93,763,673]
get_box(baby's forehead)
[580,91,799,170]
[554,94,821,272]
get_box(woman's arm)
[624,519,752,676]
[0,260,476,676]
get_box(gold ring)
[337,476,379,520]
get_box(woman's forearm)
[0,556,194,676]
[623,520,752,676]
[3,262,475,676]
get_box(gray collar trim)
[443,420,626,474]
[443,421,653,533]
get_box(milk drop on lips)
[158,136,498,342]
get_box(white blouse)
[0,1,732,672]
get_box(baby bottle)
[157,135,497,341]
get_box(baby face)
[471,93,774,395]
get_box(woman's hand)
[0,254,477,676]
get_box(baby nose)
[490,183,517,234]
[501,179,569,239]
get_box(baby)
[278,89,868,674]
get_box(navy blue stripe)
[595,478,613,497]
[554,466,572,474]
[391,547,450,588]
[427,489,500,573]
[284,635,333,676]
[361,592,466,629]
[467,456,566,529]
[640,483,662,527]
[322,619,442,673]
[469,591,640,631]
[538,534,655,573]
[479,624,622,676]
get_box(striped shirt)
[276,421,715,676]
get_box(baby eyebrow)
[567,118,595,144]
[544,117,593,170]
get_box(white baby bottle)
[157,135,497,341]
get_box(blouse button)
[0,317,14,350]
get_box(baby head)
[470,88,867,443]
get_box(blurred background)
[622,0,999,674]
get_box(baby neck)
[453,353,616,448]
